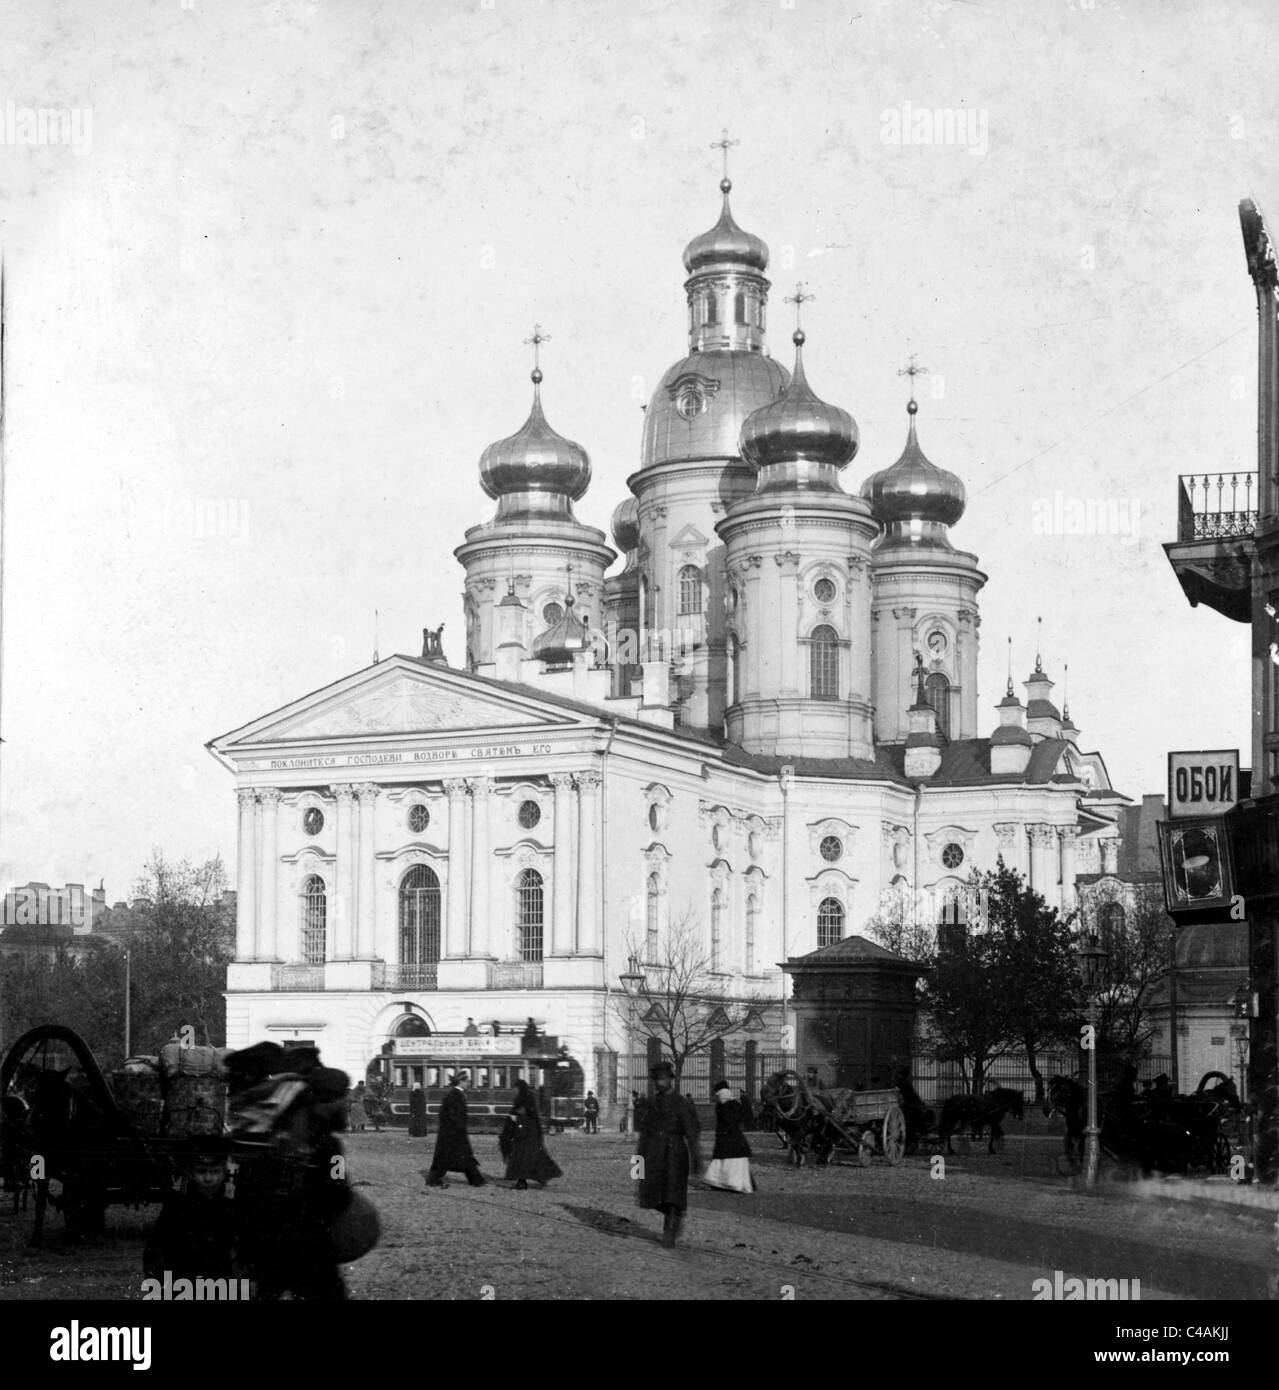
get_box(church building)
[209,162,1128,1102]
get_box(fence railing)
[270,964,325,991]
[1176,472,1257,541]
[488,961,544,990]
[909,1053,1175,1106]
[374,962,438,991]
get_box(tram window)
[491,1066,507,1089]
[427,1067,440,1087]
[412,1066,425,1087]
[476,1067,490,1089]
[394,1067,408,1088]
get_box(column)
[354,783,380,958]
[776,551,800,693]
[468,776,493,958]
[257,788,281,960]
[574,769,602,954]
[1059,826,1079,914]
[236,790,259,959]
[550,773,575,956]
[444,779,469,957]
[332,785,356,959]
[1028,824,1053,901]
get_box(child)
[143,1136,238,1282]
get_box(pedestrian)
[349,1081,368,1132]
[703,1079,755,1193]
[425,1072,486,1187]
[143,1136,239,1283]
[635,1061,700,1248]
[408,1083,429,1138]
[364,1078,385,1132]
[628,1089,643,1132]
[237,1066,355,1301]
[463,1017,480,1037]
[501,1080,563,1190]
[583,1090,600,1134]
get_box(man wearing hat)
[425,1071,486,1187]
[143,1135,238,1283]
[635,1061,701,1247]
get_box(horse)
[759,1072,812,1165]
[894,1072,935,1154]
[937,1087,1025,1155]
[1044,1075,1086,1166]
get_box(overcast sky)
[0,0,1273,894]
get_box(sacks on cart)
[164,1075,226,1137]
[159,1042,223,1079]
[111,1067,165,1137]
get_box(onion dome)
[683,178,769,274]
[479,368,591,509]
[611,497,640,553]
[738,330,858,488]
[531,591,592,665]
[860,398,966,536]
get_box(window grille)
[399,865,441,965]
[518,868,544,962]
[817,897,845,948]
[301,875,327,964]
[678,565,702,616]
[810,625,839,700]
[926,672,952,739]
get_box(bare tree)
[1083,883,1174,1057]
[611,907,767,1077]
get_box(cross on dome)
[711,128,740,187]
[784,282,815,338]
[898,354,928,413]
[524,323,551,383]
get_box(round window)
[302,807,324,837]
[408,804,431,834]
[819,835,843,863]
[941,842,965,869]
[813,577,837,604]
[518,799,542,830]
[542,602,563,625]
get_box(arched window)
[711,888,724,971]
[926,672,952,739]
[810,625,839,700]
[817,897,845,949]
[1099,900,1126,952]
[746,894,760,973]
[300,875,327,964]
[678,565,702,616]
[518,868,544,962]
[399,865,441,967]
[646,873,660,961]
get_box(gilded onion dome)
[683,178,769,274]
[611,496,639,553]
[738,330,858,490]
[479,368,591,518]
[530,591,591,664]
[860,398,966,539]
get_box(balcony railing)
[374,962,438,991]
[271,964,325,991]
[1176,472,1258,542]
[488,961,544,990]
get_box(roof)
[783,934,922,967]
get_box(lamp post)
[1077,932,1110,1188]
[618,953,645,1135]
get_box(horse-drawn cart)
[0,1025,209,1245]
[762,1071,908,1167]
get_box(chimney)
[990,679,1033,774]
[494,584,527,682]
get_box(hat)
[711,1078,729,1092]
[448,1070,470,1086]
[308,1067,351,1102]
[649,1060,676,1081]
[225,1042,287,1091]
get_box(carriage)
[0,1025,208,1245]
[762,1071,910,1167]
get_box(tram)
[366,1031,585,1133]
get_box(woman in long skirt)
[703,1079,755,1193]
[501,1080,563,1190]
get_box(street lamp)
[618,953,646,1135]
[1076,932,1110,1188]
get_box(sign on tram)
[390,1033,524,1057]
[1167,749,1240,820]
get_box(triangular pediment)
[668,523,710,550]
[212,658,578,750]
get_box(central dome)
[683,178,769,274]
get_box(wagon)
[807,1084,908,1166]
[0,1025,201,1245]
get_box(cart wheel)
[882,1105,906,1166]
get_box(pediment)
[669,523,710,550]
[215,660,575,749]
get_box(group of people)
[422,1071,564,1191]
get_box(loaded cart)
[0,1025,226,1245]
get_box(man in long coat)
[425,1073,485,1187]
[635,1060,700,1247]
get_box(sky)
[0,0,1274,894]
